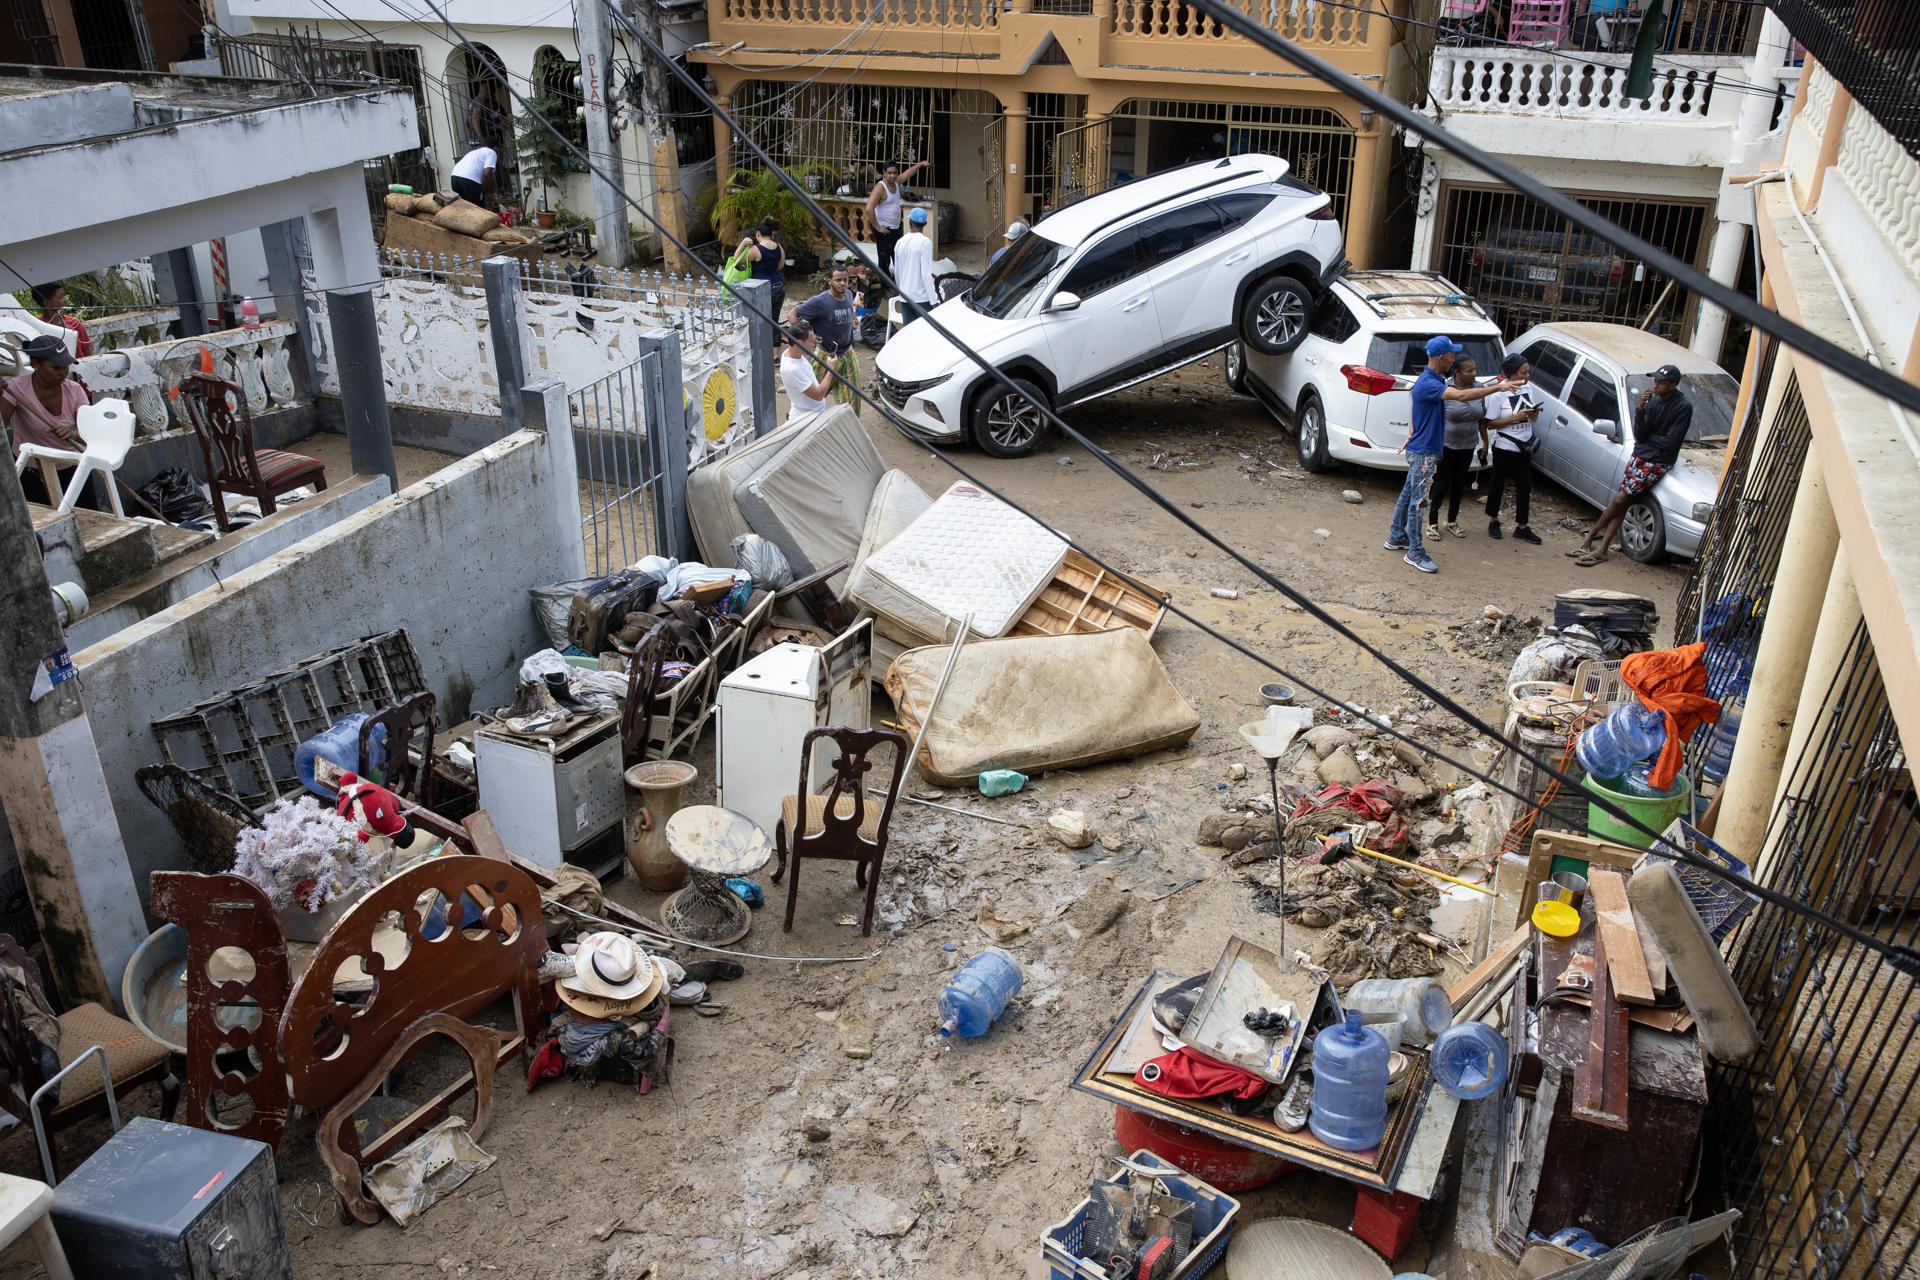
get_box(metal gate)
[1110,99,1356,224]
[982,115,1006,233]
[1025,93,1088,218]
[1051,117,1113,209]
[569,352,672,575]
[1432,183,1712,343]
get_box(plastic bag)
[529,578,596,651]
[1507,624,1608,688]
[731,533,793,590]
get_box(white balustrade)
[1834,100,1920,267]
[73,320,299,438]
[1430,47,1726,120]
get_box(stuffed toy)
[334,771,438,870]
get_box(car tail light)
[1609,257,1625,286]
[1341,364,1397,396]
[1307,204,1338,221]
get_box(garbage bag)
[138,467,210,523]
[731,533,793,590]
[1507,624,1608,689]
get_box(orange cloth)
[1620,641,1720,790]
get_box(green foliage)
[514,97,576,207]
[553,205,594,232]
[11,267,154,320]
[709,166,836,245]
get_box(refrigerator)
[716,620,872,837]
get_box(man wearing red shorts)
[1572,363,1693,566]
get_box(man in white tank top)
[865,158,928,278]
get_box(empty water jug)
[1430,1020,1510,1100]
[1345,977,1454,1047]
[1575,701,1667,784]
[938,947,1022,1037]
[1309,1010,1390,1152]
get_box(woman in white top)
[864,158,928,278]
[779,318,838,423]
[1483,351,1544,545]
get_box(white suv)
[874,154,1346,457]
[1229,270,1506,473]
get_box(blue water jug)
[1430,1020,1510,1100]
[1309,1010,1390,1152]
[938,947,1022,1037]
[1575,702,1667,784]
[295,715,385,798]
[1700,700,1741,783]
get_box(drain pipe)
[49,582,88,628]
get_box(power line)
[401,0,1920,974]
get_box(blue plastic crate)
[1647,817,1754,941]
[1042,1150,1240,1280]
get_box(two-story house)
[698,0,1418,267]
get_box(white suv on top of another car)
[1229,270,1506,473]
[873,154,1347,457]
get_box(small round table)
[661,806,773,946]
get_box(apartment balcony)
[707,0,1397,86]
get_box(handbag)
[720,250,750,300]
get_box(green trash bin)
[1582,771,1692,850]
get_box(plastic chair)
[1507,0,1573,44]
[12,397,135,516]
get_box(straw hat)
[556,932,664,1016]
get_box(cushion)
[252,448,323,488]
[54,1003,168,1109]
[781,793,883,843]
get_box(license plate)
[1528,266,1557,283]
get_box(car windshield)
[1625,370,1739,442]
[1368,333,1505,379]
[967,233,1066,319]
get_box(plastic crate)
[1646,817,1754,940]
[1042,1149,1240,1280]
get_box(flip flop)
[1564,546,1591,558]
[1575,552,1610,567]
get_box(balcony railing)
[1431,0,1757,58]
[1111,0,1373,45]
[1772,0,1920,161]
[718,0,998,27]
[1430,46,1730,119]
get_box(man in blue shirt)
[1388,336,1512,573]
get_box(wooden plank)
[1634,899,1671,996]
[1589,868,1656,1004]
[462,809,510,862]
[1010,550,1169,640]
[1448,925,1530,1007]
[1522,828,1646,927]
[1572,934,1631,1131]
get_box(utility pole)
[576,0,635,267]
[624,0,689,271]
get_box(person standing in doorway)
[794,266,860,412]
[865,158,929,278]
[450,141,498,207]
[735,218,787,337]
[780,319,838,424]
[30,283,91,359]
[1428,353,1487,541]
[1571,363,1693,566]
[893,207,937,315]
[1389,336,1510,574]
[1482,352,1544,544]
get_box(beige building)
[697,0,1416,265]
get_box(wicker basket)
[135,764,258,874]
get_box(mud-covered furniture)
[358,691,439,805]
[177,370,326,531]
[771,726,909,936]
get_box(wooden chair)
[0,936,175,1182]
[176,371,327,532]
[771,726,909,936]
[359,691,438,806]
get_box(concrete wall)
[67,426,584,893]
[0,83,136,145]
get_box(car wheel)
[969,376,1051,459]
[1295,393,1332,473]
[1242,276,1314,355]
[1621,495,1666,564]
[1224,340,1249,394]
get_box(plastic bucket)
[1583,771,1692,850]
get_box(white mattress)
[733,405,884,595]
[849,481,1067,641]
[854,469,933,571]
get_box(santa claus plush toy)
[332,772,438,871]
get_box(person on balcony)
[2,334,90,505]
[30,283,91,359]
[865,157,928,278]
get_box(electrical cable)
[377,0,1920,974]
[549,898,881,962]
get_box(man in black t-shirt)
[1572,363,1693,566]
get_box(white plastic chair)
[13,397,136,517]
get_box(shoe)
[1487,521,1503,539]
[683,959,746,983]
[1446,522,1465,538]
[1384,538,1409,551]
[1274,1076,1313,1132]
[1515,526,1542,545]
[1404,551,1438,574]
[1425,524,1440,541]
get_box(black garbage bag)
[138,468,211,523]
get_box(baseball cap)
[1647,364,1683,383]
[21,334,75,367]
[1005,219,1028,240]
[1425,335,1464,358]
[907,207,929,225]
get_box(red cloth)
[526,1039,565,1092]
[1620,641,1720,790]
[1135,1047,1270,1101]
[1290,779,1410,855]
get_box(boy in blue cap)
[1388,335,1513,573]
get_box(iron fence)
[571,353,668,574]
[1431,182,1711,342]
[1711,617,1920,1280]
[1430,0,1759,56]
[1772,0,1920,161]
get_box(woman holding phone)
[1483,351,1543,545]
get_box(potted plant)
[230,794,384,941]
[515,96,574,229]
[709,165,836,249]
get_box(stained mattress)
[848,481,1067,642]
[884,628,1201,785]
[732,405,885,594]
[686,414,813,568]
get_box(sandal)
[1575,551,1610,567]
[1446,522,1465,538]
